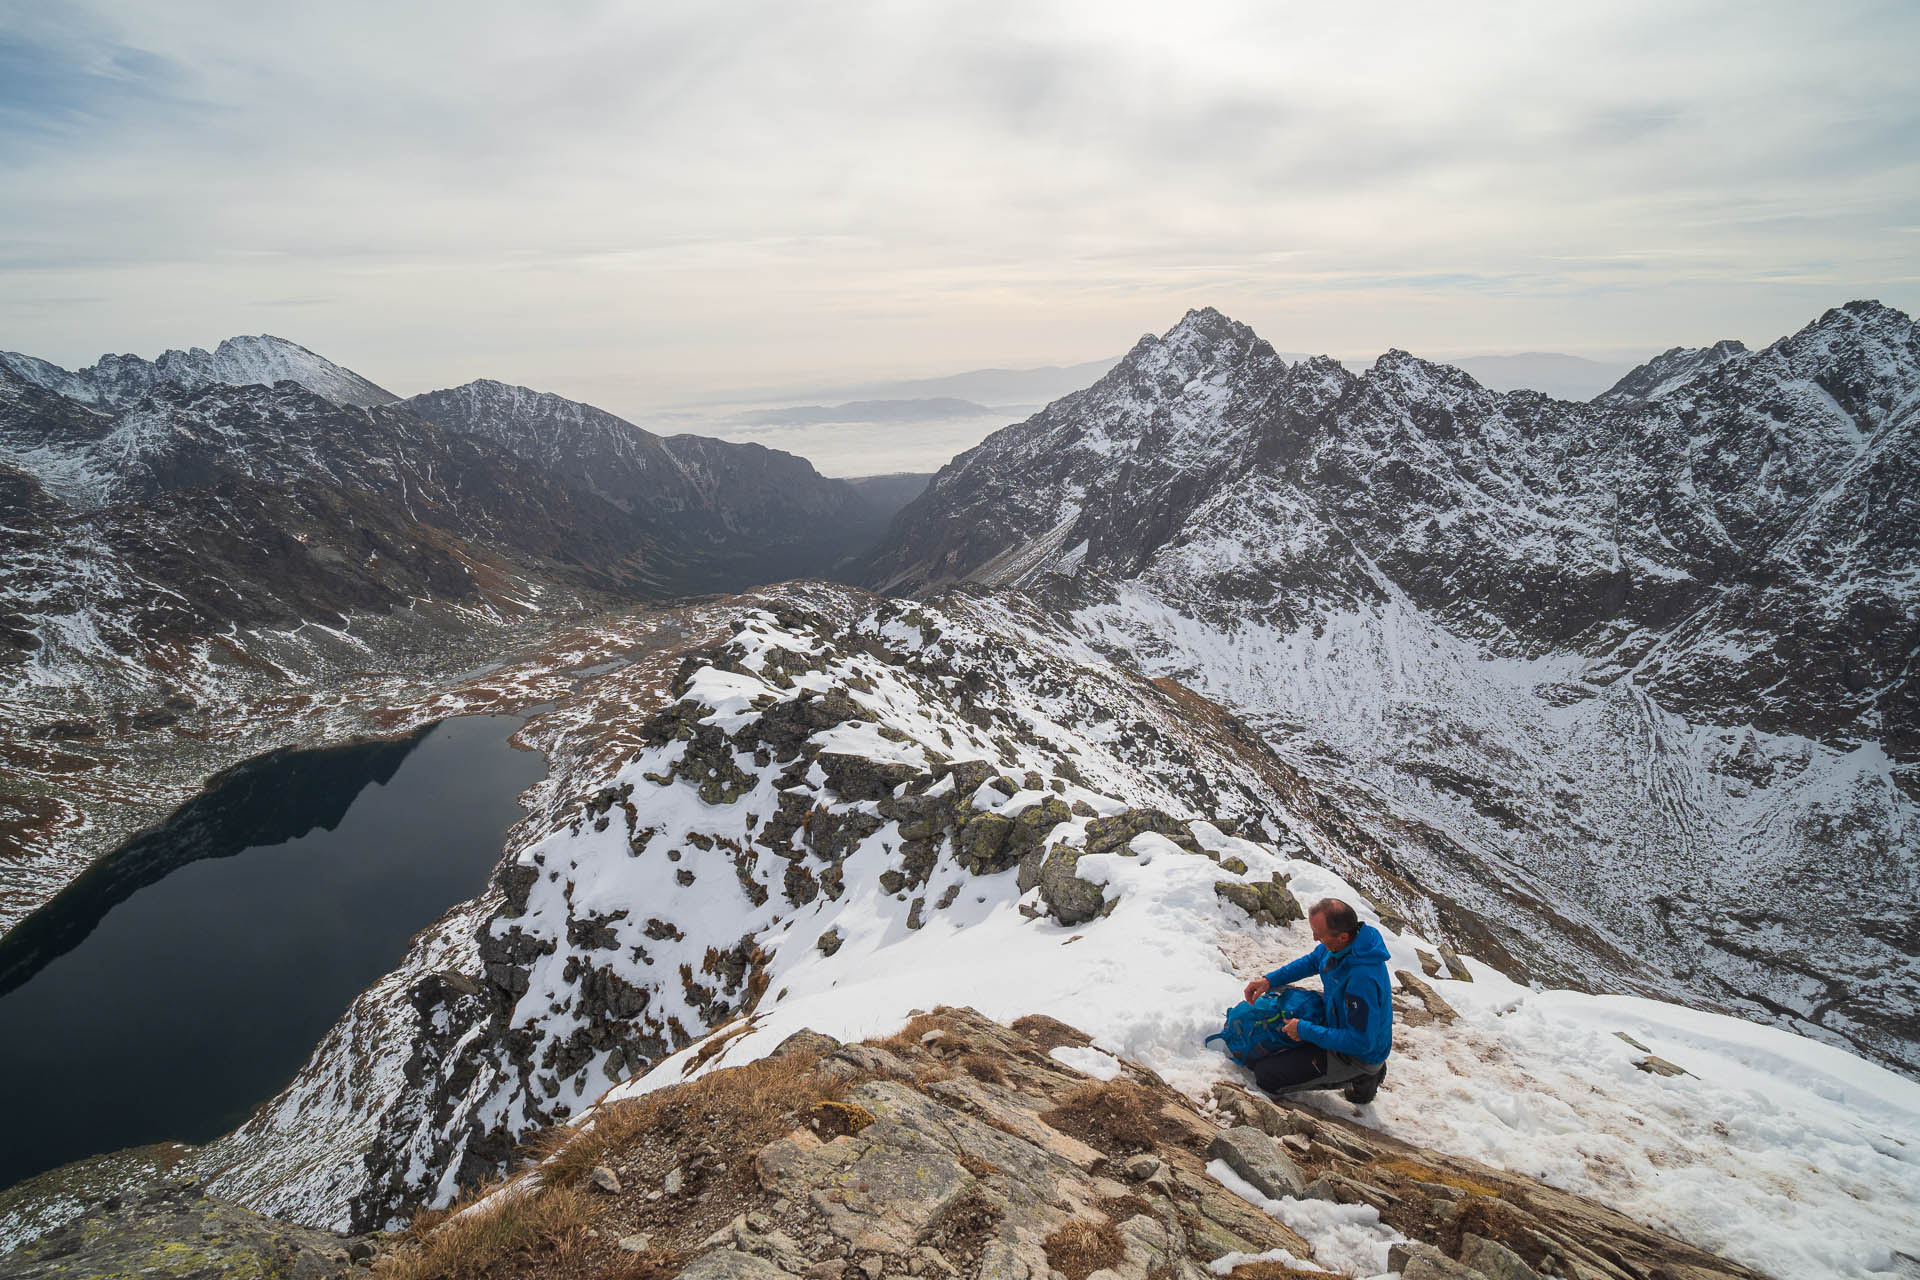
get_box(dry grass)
[1043,1219,1125,1280]
[1374,1156,1507,1201]
[535,1048,843,1191]
[874,1011,955,1057]
[1217,1263,1337,1280]
[1011,1013,1090,1052]
[958,1054,1007,1085]
[374,1182,595,1280]
[1040,1080,1162,1155]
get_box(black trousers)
[1252,1043,1378,1096]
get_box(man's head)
[1308,898,1361,953]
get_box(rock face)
[358,1008,1764,1280]
[0,1178,369,1279]
[863,302,1920,1074]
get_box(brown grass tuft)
[959,1054,1007,1085]
[1218,1263,1334,1280]
[1043,1218,1125,1280]
[1040,1080,1162,1155]
[373,1181,594,1280]
[1374,1156,1507,1201]
[1012,1013,1090,1052]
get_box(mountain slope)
[402,380,899,589]
[86,584,1910,1280]
[0,335,398,409]
[863,302,1920,1074]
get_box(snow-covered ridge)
[161,587,1920,1280]
[0,335,397,409]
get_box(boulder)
[1213,873,1302,927]
[1036,848,1110,925]
[1205,1126,1307,1199]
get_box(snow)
[558,609,1920,1279]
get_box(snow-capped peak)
[0,334,397,410]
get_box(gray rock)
[1461,1233,1545,1280]
[619,1232,655,1253]
[1438,944,1474,982]
[1036,847,1110,924]
[1205,1125,1307,1199]
[664,1166,684,1195]
[1124,1154,1163,1181]
[0,1179,365,1280]
[591,1164,622,1193]
[679,1250,804,1280]
[1390,1242,1491,1279]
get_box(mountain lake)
[0,714,545,1193]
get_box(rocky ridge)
[0,333,399,410]
[138,582,1592,1236]
[364,1006,1765,1280]
[862,302,1920,1074]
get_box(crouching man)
[1242,898,1393,1104]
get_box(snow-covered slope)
[0,335,397,409]
[144,587,1920,1280]
[1594,338,1749,406]
[865,302,1920,1075]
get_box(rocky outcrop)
[1,1178,372,1278]
[369,1007,1767,1280]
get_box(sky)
[4,0,1918,420]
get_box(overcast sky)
[4,0,1917,416]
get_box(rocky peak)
[1595,340,1748,407]
[0,334,397,411]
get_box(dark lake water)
[0,714,545,1192]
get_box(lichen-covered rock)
[1,1178,366,1280]
[956,811,1016,872]
[1084,808,1199,855]
[1036,847,1110,925]
[1212,872,1302,927]
[817,752,921,802]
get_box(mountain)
[0,351,921,943]
[863,301,1920,1074]
[0,334,398,410]
[1594,338,1750,406]
[400,379,907,587]
[6,583,1897,1280]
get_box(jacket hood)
[1332,922,1391,968]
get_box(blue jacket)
[1263,923,1394,1065]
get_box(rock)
[0,1179,365,1280]
[591,1164,622,1193]
[1213,874,1301,927]
[1124,1154,1163,1181]
[1036,847,1110,924]
[678,1250,804,1280]
[818,927,844,956]
[818,752,922,802]
[1418,948,1442,977]
[665,1166,685,1195]
[1302,1174,1397,1212]
[1461,1233,1545,1280]
[1390,1242,1491,1279]
[1206,1125,1307,1199]
[1218,856,1248,875]
[1280,1134,1311,1156]
[619,1232,655,1253]
[957,811,1016,872]
[858,1256,886,1280]
[1438,944,1473,982]
[771,1029,844,1060]
[1636,1055,1690,1077]
[1084,808,1198,855]
[1395,969,1459,1022]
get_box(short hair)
[1309,898,1360,939]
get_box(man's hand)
[1282,1017,1302,1042]
[1243,976,1270,1002]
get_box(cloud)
[0,0,1915,414]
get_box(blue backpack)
[1206,987,1325,1065]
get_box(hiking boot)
[1343,1064,1386,1105]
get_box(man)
[1241,898,1393,1103]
